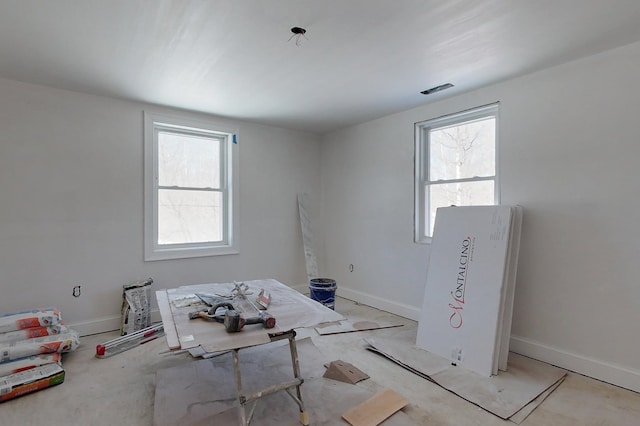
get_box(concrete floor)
[3,297,640,425]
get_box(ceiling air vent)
[421,83,454,95]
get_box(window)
[144,112,238,260]
[415,103,498,243]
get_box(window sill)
[144,246,239,261]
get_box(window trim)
[144,111,239,261]
[414,103,500,244]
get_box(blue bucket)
[309,278,337,310]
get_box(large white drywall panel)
[417,206,514,377]
[0,78,321,334]
[320,40,640,391]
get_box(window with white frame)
[144,112,238,260]
[415,103,498,242]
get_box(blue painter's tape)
[233,134,238,144]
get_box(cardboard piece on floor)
[508,377,564,424]
[323,360,369,384]
[433,355,565,420]
[342,388,409,426]
[153,337,417,426]
[417,205,515,377]
[366,337,567,421]
[315,317,403,335]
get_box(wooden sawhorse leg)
[231,330,309,426]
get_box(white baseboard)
[292,284,421,320]
[331,286,421,321]
[68,310,162,337]
[291,284,309,294]
[510,335,640,393]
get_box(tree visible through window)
[144,112,238,260]
[415,104,498,242]
[157,131,223,245]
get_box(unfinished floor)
[4,297,639,425]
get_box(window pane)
[158,189,222,244]
[158,132,220,188]
[427,180,494,236]
[429,118,495,181]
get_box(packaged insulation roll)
[0,353,61,377]
[0,363,65,402]
[0,324,68,344]
[0,330,79,362]
[0,308,62,334]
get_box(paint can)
[309,278,337,310]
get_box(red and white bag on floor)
[0,309,62,334]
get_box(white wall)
[0,78,321,334]
[320,40,640,392]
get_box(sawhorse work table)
[156,279,344,426]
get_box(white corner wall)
[0,78,322,335]
[320,40,640,392]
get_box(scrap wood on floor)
[365,337,567,424]
[323,360,369,384]
[342,388,410,426]
[153,337,416,426]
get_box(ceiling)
[2,0,640,134]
